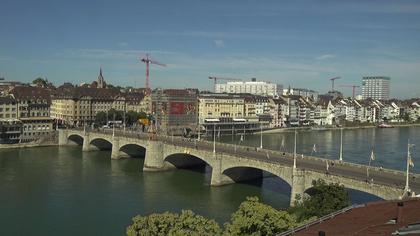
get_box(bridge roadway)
[61,129,420,203]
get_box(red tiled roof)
[291,198,420,236]
[10,86,51,103]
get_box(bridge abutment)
[58,130,68,146]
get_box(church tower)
[97,68,106,88]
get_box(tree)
[223,197,296,236]
[289,179,350,222]
[126,210,222,236]
[95,111,108,125]
[126,111,148,125]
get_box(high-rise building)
[215,78,282,97]
[362,76,390,100]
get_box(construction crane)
[340,85,360,99]
[140,53,166,91]
[208,76,242,92]
[329,76,341,91]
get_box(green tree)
[289,179,350,222]
[223,197,296,236]
[126,111,148,125]
[126,210,222,236]
[95,111,108,125]
[33,77,47,87]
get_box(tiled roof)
[10,86,51,103]
[292,198,420,236]
[53,87,121,100]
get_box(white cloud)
[316,54,335,60]
[214,39,225,48]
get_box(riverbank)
[262,123,420,134]
[0,141,58,149]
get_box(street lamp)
[123,108,126,133]
[260,122,263,149]
[112,113,115,137]
[293,128,297,169]
[213,123,216,154]
[339,127,343,162]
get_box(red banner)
[169,102,185,115]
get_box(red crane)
[340,85,360,99]
[208,76,242,92]
[140,53,166,90]
[329,76,341,91]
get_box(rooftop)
[288,198,420,236]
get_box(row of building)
[1,84,419,142]
[0,71,151,143]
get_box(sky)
[1,0,420,98]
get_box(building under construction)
[151,88,198,136]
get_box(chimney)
[397,202,404,224]
[251,78,256,82]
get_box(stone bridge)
[59,129,417,206]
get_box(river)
[0,126,418,235]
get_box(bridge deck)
[66,128,420,195]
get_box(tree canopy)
[126,210,222,236]
[126,180,350,236]
[223,196,296,236]
[289,179,350,222]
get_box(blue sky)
[1,0,420,98]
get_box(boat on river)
[378,123,394,128]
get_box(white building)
[283,88,319,101]
[362,76,390,100]
[215,79,282,97]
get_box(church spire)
[97,67,105,88]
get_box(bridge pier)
[290,169,306,207]
[210,157,235,186]
[143,141,175,171]
[81,133,99,152]
[111,137,121,159]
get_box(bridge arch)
[302,173,403,201]
[67,133,84,145]
[90,137,113,150]
[164,153,212,170]
[119,143,146,158]
[222,166,292,190]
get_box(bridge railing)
[65,128,419,180]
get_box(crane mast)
[140,54,166,91]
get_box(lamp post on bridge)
[260,123,263,149]
[112,113,115,137]
[339,127,344,162]
[197,123,201,141]
[213,123,216,155]
[293,128,297,169]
